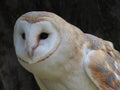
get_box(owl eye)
[39,32,49,40]
[21,33,25,40]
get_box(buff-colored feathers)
[14,11,120,90]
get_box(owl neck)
[34,63,97,90]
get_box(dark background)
[0,0,120,90]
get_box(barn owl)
[14,11,120,90]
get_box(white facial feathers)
[14,15,60,64]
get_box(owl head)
[14,11,85,77]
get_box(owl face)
[14,15,60,64]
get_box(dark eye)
[21,33,25,40]
[40,32,49,40]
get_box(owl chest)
[35,70,98,90]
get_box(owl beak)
[28,49,34,58]
[27,44,38,58]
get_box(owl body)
[14,11,120,90]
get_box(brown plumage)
[84,34,120,90]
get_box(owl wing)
[84,49,120,90]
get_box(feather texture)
[14,11,120,90]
